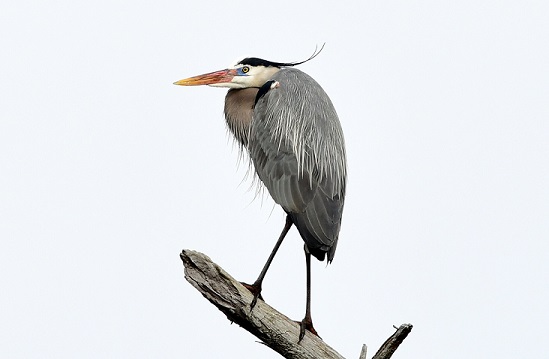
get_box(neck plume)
[224,88,259,147]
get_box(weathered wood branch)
[180,249,412,359]
[372,324,413,359]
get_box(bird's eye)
[241,66,250,73]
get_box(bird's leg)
[299,249,319,342]
[241,215,293,309]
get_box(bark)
[180,249,412,359]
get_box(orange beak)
[173,69,237,86]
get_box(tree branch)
[372,324,413,359]
[180,249,412,359]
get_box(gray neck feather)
[224,88,259,147]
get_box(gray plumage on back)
[249,68,346,262]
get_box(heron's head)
[173,58,282,89]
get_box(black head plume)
[238,43,325,68]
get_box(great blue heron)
[174,48,346,340]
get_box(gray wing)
[248,68,346,262]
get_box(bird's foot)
[240,282,263,310]
[298,317,320,342]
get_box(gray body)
[225,68,346,262]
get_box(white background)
[1,1,548,358]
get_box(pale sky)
[1,1,548,358]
